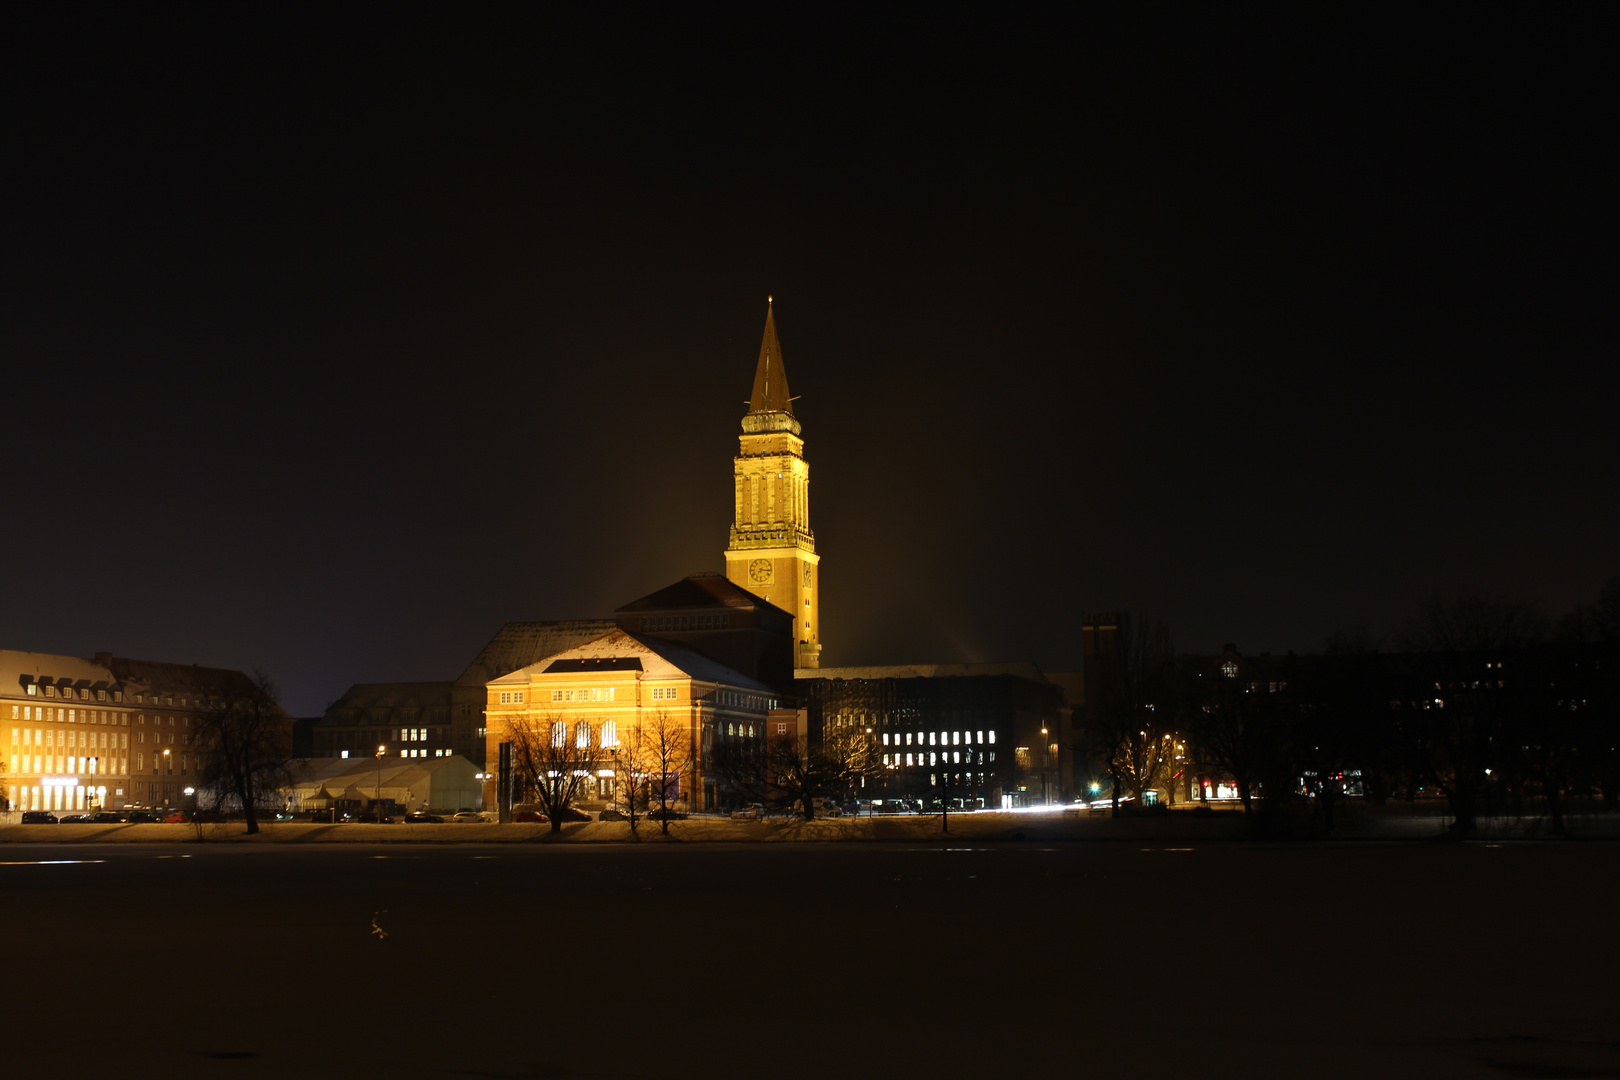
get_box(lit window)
[576,721,590,748]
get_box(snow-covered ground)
[4,803,1615,842]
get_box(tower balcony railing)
[728,525,816,550]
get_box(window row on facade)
[879,729,996,747]
[883,751,996,767]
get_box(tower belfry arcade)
[724,299,822,669]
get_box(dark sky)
[4,3,1615,716]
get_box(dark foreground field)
[3,841,1615,1079]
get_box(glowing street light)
[375,744,386,821]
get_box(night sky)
[5,4,1614,716]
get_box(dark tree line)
[1076,580,1620,837]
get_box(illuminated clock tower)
[725,298,822,669]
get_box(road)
[3,840,1616,1079]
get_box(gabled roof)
[748,299,794,415]
[615,572,789,617]
[491,628,776,693]
[0,650,116,696]
[328,682,454,708]
[318,681,455,726]
[108,656,262,700]
[455,620,618,687]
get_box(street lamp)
[1039,726,1050,806]
[375,744,386,821]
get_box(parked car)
[355,812,394,824]
[597,808,628,822]
[125,809,162,823]
[647,807,688,821]
[58,815,91,823]
[90,811,124,823]
[404,811,444,824]
[451,810,484,822]
[307,808,352,823]
[730,804,762,820]
[20,811,57,824]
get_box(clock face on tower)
[748,558,774,585]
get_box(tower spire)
[748,298,794,416]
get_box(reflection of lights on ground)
[0,859,107,866]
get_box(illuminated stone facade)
[483,626,792,813]
[2,650,267,813]
[724,300,822,669]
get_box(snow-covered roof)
[490,628,776,693]
[455,620,618,686]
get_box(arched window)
[602,720,618,747]
[550,721,568,748]
[575,721,591,749]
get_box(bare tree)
[509,712,599,834]
[766,724,877,821]
[642,707,690,835]
[1397,592,1546,838]
[1081,613,1179,815]
[708,729,772,810]
[193,670,298,836]
[606,719,651,835]
[1183,662,1278,816]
